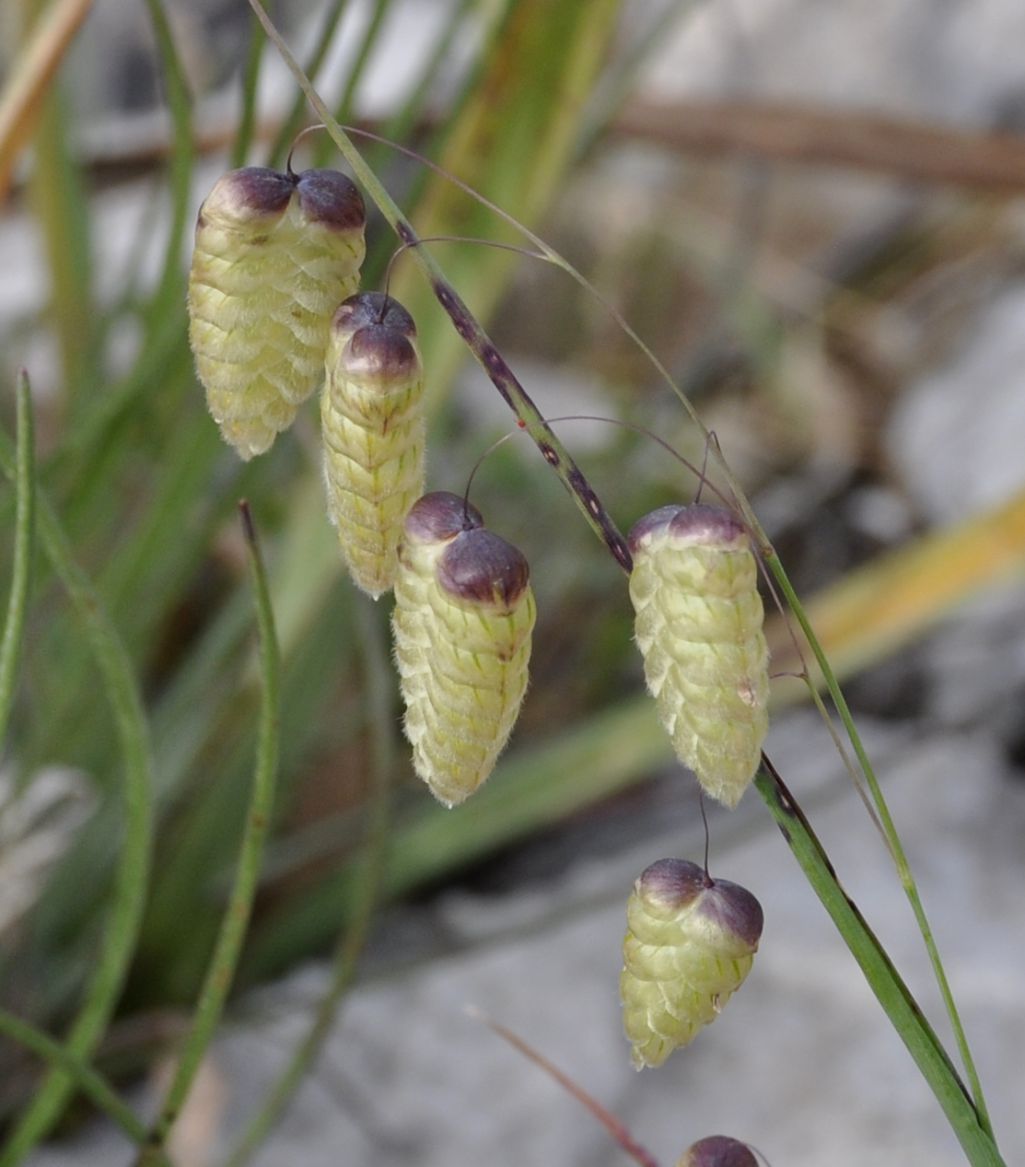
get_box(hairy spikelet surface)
[621,859,762,1070]
[392,493,535,807]
[322,293,425,598]
[188,167,366,459]
[628,505,769,807]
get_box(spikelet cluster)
[322,292,426,598]
[628,504,769,808]
[188,166,366,459]
[392,492,535,807]
[621,858,763,1069]
[678,1137,758,1167]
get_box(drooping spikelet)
[188,166,366,459]
[392,492,535,807]
[322,292,426,598]
[628,504,769,808]
[620,858,763,1070]
[677,1136,759,1167]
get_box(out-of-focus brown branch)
[615,98,1025,193]
[0,0,93,202]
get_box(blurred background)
[1,1,1024,1165]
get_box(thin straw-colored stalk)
[0,377,154,1166]
[0,0,92,199]
[0,1010,149,1150]
[223,598,394,1167]
[0,372,35,749]
[139,502,280,1161]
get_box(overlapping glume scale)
[392,492,535,807]
[188,166,366,460]
[321,292,426,598]
[628,504,769,808]
[620,858,763,1070]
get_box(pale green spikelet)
[677,1136,759,1167]
[621,858,763,1070]
[392,492,536,807]
[628,504,769,808]
[188,166,366,459]
[322,292,426,598]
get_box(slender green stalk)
[311,0,396,169]
[0,380,154,1166]
[231,13,267,167]
[0,372,35,749]
[0,1010,148,1149]
[764,549,994,1136]
[247,0,633,575]
[137,503,281,1162]
[142,0,193,326]
[223,598,394,1167]
[754,758,1002,1166]
[265,0,353,168]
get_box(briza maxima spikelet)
[621,858,763,1070]
[678,1136,759,1167]
[322,292,426,598]
[628,504,769,808]
[392,492,535,807]
[188,166,366,459]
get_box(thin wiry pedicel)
[188,166,366,460]
[392,492,535,807]
[628,504,769,808]
[321,292,426,598]
[620,859,763,1070]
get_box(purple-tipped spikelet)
[188,166,366,459]
[620,858,763,1069]
[678,1136,759,1167]
[392,491,536,807]
[322,293,426,598]
[628,504,769,808]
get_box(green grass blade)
[310,0,396,169]
[223,599,394,1167]
[0,379,155,1166]
[264,0,353,169]
[754,759,1003,1167]
[142,503,280,1158]
[0,1010,148,1149]
[232,13,267,167]
[0,372,35,749]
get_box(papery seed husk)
[628,503,769,807]
[322,292,426,598]
[392,492,535,807]
[620,858,763,1069]
[677,1135,759,1167]
[188,166,366,460]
